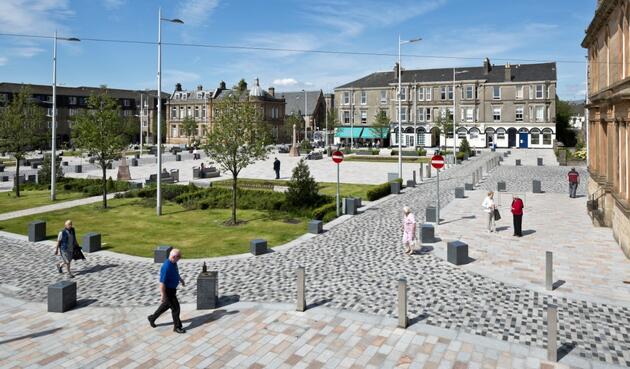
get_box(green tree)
[434,113,453,138]
[286,113,304,142]
[0,86,47,197]
[286,158,320,208]
[556,97,577,147]
[202,95,272,224]
[369,108,390,141]
[459,136,471,156]
[234,79,248,92]
[72,92,127,208]
[180,116,198,146]
[122,115,140,145]
[38,154,63,187]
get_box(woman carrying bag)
[482,191,497,233]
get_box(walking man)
[55,220,78,278]
[148,249,186,334]
[273,157,281,179]
[568,167,580,198]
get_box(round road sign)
[431,154,445,169]
[332,150,344,164]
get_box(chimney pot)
[504,63,512,81]
[175,83,182,91]
[268,87,275,97]
[197,85,203,91]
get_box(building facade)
[166,79,286,144]
[582,0,630,258]
[281,90,327,142]
[333,59,557,149]
[0,82,166,146]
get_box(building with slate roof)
[280,90,326,142]
[582,0,630,258]
[0,82,167,146]
[166,78,286,144]
[333,58,557,149]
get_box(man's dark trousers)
[513,214,523,236]
[150,288,182,329]
[569,182,578,198]
[275,169,280,179]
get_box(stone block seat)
[308,220,323,234]
[48,280,76,313]
[193,166,220,179]
[250,239,268,256]
[154,245,173,263]
[447,241,469,265]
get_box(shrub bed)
[366,179,402,201]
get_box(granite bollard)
[533,180,542,193]
[250,239,267,256]
[464,183,473,191]
[197,263,218,310]
[455,187,465,198]
[420,223,435,243]
[154,245,173,263]
[48,280,76,313]
[497,181,507,192]
[308,220,323,234]
[390,181,401,195]
[447,240,469,265]
[296,267,305,312]
[537,157,543,166]
[82,232,101,253]
[425,206,437,223]
[28,220,46,242]
[398,278,407,328]
[515,159,521,166]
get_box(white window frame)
[516,86,524,100]
[492,86,501,100]
[343,92,350,105]
[440,86,447,100]
[360,110,367,124]
[418,108,424,122]
[399,87,407,101]
[380,90,387,104]
[535,84,544,99]
[515,106,524,122]
[465,107,474,122]
[531,132,540,145]
[171,124,178,137]
[465,85,474,99]
[397,107,407,122]
[360,91,367,105]
[417,87,424,101]
[543,132,552,145]
[425,87,432,101]
[343,111,350,124]
[179,107,185,119]
[68,96,77,105]
[171,107,177,118]
[492,107,501,121]
[535,106,545,122]
[425,107,432,122]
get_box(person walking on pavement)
[511,195,525,237]
[482,191,496,232]
[273,157,281,179]
[55,220,79,278]
[402,206,417,255]
[568,167,580,198]
[148,249,186,334]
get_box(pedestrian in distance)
[273,157,281,179]
[402,206,417,255]
[55,220,79,278]
[148,249,186,334]
[482,191,496,232]
[511,195,525,237]
[568,167,580,198]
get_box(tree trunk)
[231,174,237,224]
[14,159,20,197]
[102,164,108,209]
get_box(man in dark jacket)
[273,158,281,179]
[511,196,524,237]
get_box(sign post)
[431,155,445,225]
[332,150,344,216]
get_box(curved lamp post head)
[161,18,184,24]
[400,37,422,45]
[64,37,81,42]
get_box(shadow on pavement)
[553,280,566,290]
[75,298,99,309]
[307,298,333,310]
[522,229,536,236]
[0,327,62,345]
[184,309,239,331]
[409,313,430,326]
[76,264,119,276]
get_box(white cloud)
[102,0,124,10]
[0,0,73,34]
[177,0,219,26]
[0,57,8,66]
[12,47,45,57]
[303,0,446,37]
[273,78,299,87]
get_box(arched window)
[518,127,529,133]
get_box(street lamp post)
[302,89,308,142]
[51,31,80,201]
[157,7,183,216]
[397,35,421,179]
[452,68,468,164]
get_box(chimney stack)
[393,62,400,77]
[483,58,492,75]
[219,81,226,90]
[504,63,512,81]
[197,85,203,91]
[175,83,182,91]
[268,87,275,97]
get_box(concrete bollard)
[537,157,543,166]
[390,182,401,194]
[426,164,431,178]
[406,180,416,188]
[28,220,46,242]
[308,220,323,234]
[296,267,305,312]
[197,264,218,310]
[250,239,268,255]
[425,207,437,223]
[497,181,506,192]
[413,170,416,184]
[533,180,542,193]
[398,278,407,328]
[420,223,435,243]
[516,159,521,166]
[81,232,101,253]
[455,187,465,198]
[154,245,173,263]
[419,164,423,182]
[546,251,553,291]
[547,305,558,362]
[47,281,77,313]
[464,183,474,191]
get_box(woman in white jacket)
[482,191,496,232]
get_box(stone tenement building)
[166,79,286,144]
[334,59,557,149]
[280,90,327,142]
[0,83,166,146]
[582,0,630,258]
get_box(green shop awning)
[361,127,389,139]
[335,127,364,138]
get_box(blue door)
[519,132,528,148]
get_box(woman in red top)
[511,196,524,237]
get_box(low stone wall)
[612,199,630,259]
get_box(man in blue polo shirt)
[148,249,186,334]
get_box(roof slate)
[0,82,170,99]
[280,90,322,115]
[335,62,557,89]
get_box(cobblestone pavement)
[0,151,629,365]
[434,191,630,307]
[478,166,588,196]
[4,297,617,369]
[496,148,560,166]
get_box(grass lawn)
[0,190,87,214]
[344,156,429,163]
[213,178,376,199]
[0,197,309,258]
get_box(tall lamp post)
[51,31,80,201]
[397,35,421,179]
[452,68,468,163]
[302,89,308,142]
[157,8,183,216]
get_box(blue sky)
[0,0,595,100]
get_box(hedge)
[312,202,337,220]
[366,179,402,201]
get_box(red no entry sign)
[431,154,445,169]
[332,150,344,164]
